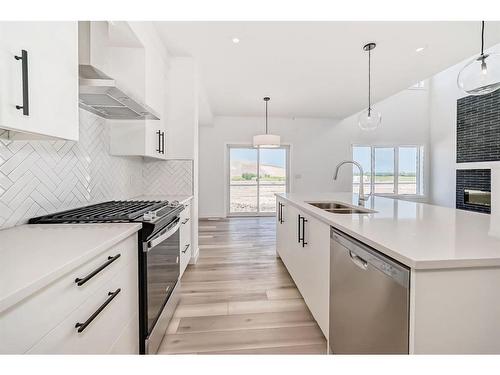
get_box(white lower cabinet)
[276,197,330,337]
[0,233,139,354]
[179,201,192,277]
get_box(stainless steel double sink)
[307,201,376,214]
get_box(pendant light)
[253,97,280,148]
[457,21,500,96]
[358,43,382,131]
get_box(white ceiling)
[154,21,500,119]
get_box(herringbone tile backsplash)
[0,110,193,229]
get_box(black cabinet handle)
[75,254,121,286]
[182,218,190,224]
[277,203,281,223]
[182,244,191,254]
[301,216,308,247]
[75,288,121,333]
[159,131,165,154]
[297,214,301,243]
[14,50,29,116]
[156,130,161,153]
[280,203,285,224]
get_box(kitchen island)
[276,192,500,354]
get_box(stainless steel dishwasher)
[330,227,410,354]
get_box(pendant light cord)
[481,20,485,56]
[265,99,268,134]
[368,47,372,116]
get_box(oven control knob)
[143,211,156,221]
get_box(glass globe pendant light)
[253,97,281,148]
[358,43,381,131]
[457,21,500,96]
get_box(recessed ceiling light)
[232,37,240,44]
[415,46,426,53]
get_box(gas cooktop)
[28,200,180,224]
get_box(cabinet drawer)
[28,255,138,354]
[179,203,191,277]
[0,234,137,354]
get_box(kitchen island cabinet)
[276,192,500,354]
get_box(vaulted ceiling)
[154,21,500,119]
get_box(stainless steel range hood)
[78,22,159,120]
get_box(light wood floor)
[158,217,327,354]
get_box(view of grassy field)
[229,148,287,214]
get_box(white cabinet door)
[165,57,197,159]
[294,212,330,337]
[276,198,290,261]
[276,201,330,338]
[0,22,78,140]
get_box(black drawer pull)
[75,288,121,333]
[14,50,29,116]
[161,131,165,154]
[301,217,308,247]
[182,218,190,224]
[297,214,300,242]
[156,130,161,153]
[182,244,191,253]
[75,254,121,286]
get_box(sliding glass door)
[228,146,289,216]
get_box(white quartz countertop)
[278,192,500,270]
[131,195,193,205]
[0,223,141,313]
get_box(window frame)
[352,144,424,198]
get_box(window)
[352,145,424,196]
[228,146,289,215]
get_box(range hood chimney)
[78,22,159,120]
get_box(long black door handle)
[277,203,281,223]
[14,50,29,116]
[75,254,121,286]
[75,289,121,333]
[297,214,301,243]
[301,217,308,247]
[161,131,165,154]
[156,130,161,153]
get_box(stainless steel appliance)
[29,199,184,354]
[330,227,410,354]
[78,21,160,120]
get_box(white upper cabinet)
[109,22,167,160]
[165,57,198,160]
[0,22,79,140]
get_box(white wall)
[199,87,430,217]
[428,43,500,208]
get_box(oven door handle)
[145,219,181,251]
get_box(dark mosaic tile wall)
[456,169,491,214]
[456,90,500,163]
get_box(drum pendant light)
[253,97,280,148]
[358,43,382,131]
[457,21,500,96]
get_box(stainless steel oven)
[139,216,181,354]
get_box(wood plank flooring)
[158,217,327,354]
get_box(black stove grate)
[28,200,167,223]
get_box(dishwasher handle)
[349,251,368,270]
